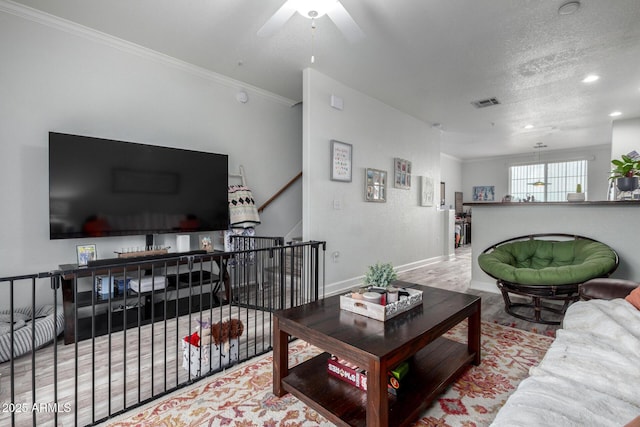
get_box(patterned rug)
[104,321,553,427]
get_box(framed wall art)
[472,185,495,201]
[330,140,352,182]
[365,168,387,202]
[394,158,412,189]
[76,244,97,266]
[421,176,434,206]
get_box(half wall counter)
[464,201,640,293]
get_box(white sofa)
[491,286,640,426]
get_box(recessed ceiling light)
[558,1,581,15]
[609,111,622,117]
[524,124,534,129]
[582,75,600,83]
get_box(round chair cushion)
[478,238,618,286]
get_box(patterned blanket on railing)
[228,184,260,229]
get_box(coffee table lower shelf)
[281,336,475,427]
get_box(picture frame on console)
[76,244,97,266]
[199,235,213,252]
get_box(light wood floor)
[0,246,559,427]
[0,302,276,426]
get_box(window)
[509,160,588,202]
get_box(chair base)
[497,281,580,325]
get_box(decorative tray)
[339,288,423,321]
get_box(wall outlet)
[333,199,342,210]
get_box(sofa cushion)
[478,239,617,286]
[626,286,640,310]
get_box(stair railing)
[257,171,302,213]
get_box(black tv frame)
[49,132,229,241]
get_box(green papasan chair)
[478,234,618,324]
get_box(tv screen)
[49,132,229,239]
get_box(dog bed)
[0,305,64,363]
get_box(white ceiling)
[10,0,640,160]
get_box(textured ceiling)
[9,0,640,160]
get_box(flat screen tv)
[49,132,229,240]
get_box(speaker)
[176,235,190,253]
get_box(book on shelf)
[326,356,409,394]
[327,356,367,391]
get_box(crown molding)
[440,152,463,162]
[0,0,298,107]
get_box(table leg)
[61,277,76,345]
[468,301,482,365]
[273,317,289,397]
[366,359,388,427]
[210,255,232,303]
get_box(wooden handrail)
[258,171,302,213]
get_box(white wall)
[462,145,612,203]
[0,9,302,308]
[440,153,463,210]
[302,69,443,295]
[612,117,640,159]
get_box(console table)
[58,252,230,344]
[273,283,481,427]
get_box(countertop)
[463,200,640,207]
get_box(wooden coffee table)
[273,282,481,427]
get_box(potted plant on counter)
[610,154,640,192]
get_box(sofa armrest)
[579,278,638,300]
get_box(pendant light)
[528,143,550,187]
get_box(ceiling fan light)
[293,0,336,19]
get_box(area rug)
[104,321,553,427]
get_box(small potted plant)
[567,183,585,202]
[364,262,397,289]
[610,154,640,191]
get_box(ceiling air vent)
[471,97,500,108]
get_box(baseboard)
[324,276,362,297]
[324,255,447,298]
[395,255,447,274]
[468,280,499,294]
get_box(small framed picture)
[394,158,412,189]
[199,235,213,252]
[421,176,434,206]
[473,185,496,202]
[76,244,97,266]
[331,140,353,182]
[365,168,387,202]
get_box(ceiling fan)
[258,0,365,43]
